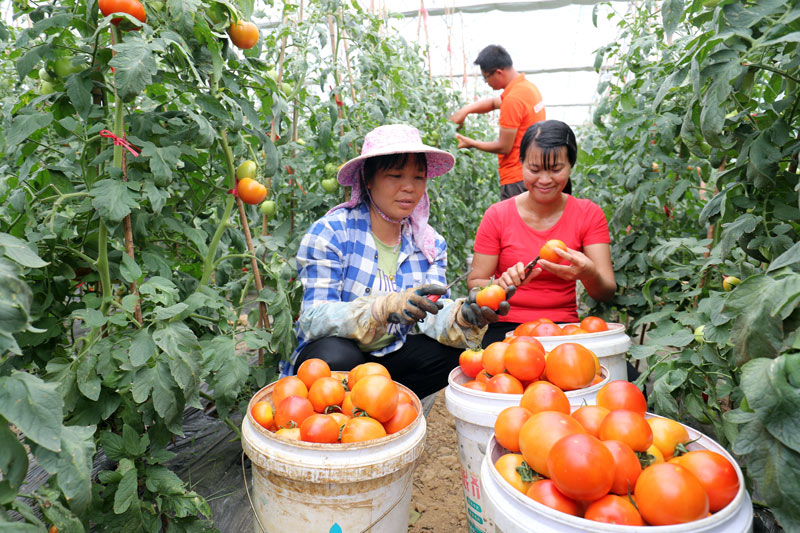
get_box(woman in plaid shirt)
[291,125,513,398]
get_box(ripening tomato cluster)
[513,315,610,337]
[249,359,419,444]
[492,379,740,526]
[459,336,603,394]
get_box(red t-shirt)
[498,74,546,185]
[473,195,610,323]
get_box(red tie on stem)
[99,130,140,157]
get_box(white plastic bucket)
[481,414,753,533]
[508,323,632,382]
[445,367,609,533]
[241,380,426,533]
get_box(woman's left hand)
[537,246,596,282]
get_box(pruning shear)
[523,256,540,279]
[427,270,471,303]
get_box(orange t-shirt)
[498,74,546,185]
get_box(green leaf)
[0,416,29,505]
[153,303,188,320]
[114,466,139,514]
[130,329,156,367]
[34,425,95,514]
[0,233,48,268]
[65,74,93,120]
[723,276,784,364]
[717,214,759,260]
[202,336,249,418]
[89,179,139,223]
[741,356,800,454]
[77,352,101,401]
[120,254,142,284]
[34,485,86,533]
[108,39,157,102]
[144,465,184,495]
[5,112,53,146]
[0,372,62,452]
[154,323,202,397]
[140,142,181,183]
[99,430,126,461]
[122,424,148,456]
[662,0,683,36]
[142,180,169,214]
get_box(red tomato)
[494,406,533,453]
[514,320,548,336]
[347,362,391,389]
[519,411,585,477]
[570,327,589,335]
[463,380,487,391]
[540,239,568,264]
[584,494,643,525]
[546,433,615,501]
[670,450,739,511]
[299,414,339,443]
[495,453,532,494]
[482,342,509,376]
[647,417,690,459]
[530,322,563,336]
[228,20,260,49]
[250,401,273,429]
[560,324,582,335]
[485,373,524,394]
[274,396,314,429]
[526,479,580,516]
[382,403,418,434]
[596,380,647,415]
[476,284,506,311]
[506,335,544,347]
[602,440,642,495]
[340,416,387,443]
[350,375,398,422]
[296,358,331,389]
[98,0,146,25]
[634,463,709,525]
[307,377,346,413]
[580,316,609,332]
[545,343,596,391]
[571,405,609,437]
[598,410,653,452]
[520,381,570,414]
[459,348,484,378]
[272,376,308,407]
[397,389,414,405]
[503,340,545,381]
[475,369,491,383]
[237,177,267,204]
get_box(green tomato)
[39,67,54,82]
[266,69,279,82]
[280,82,292,95]
[693,325,705,344]
[236,160,257,181]
[296,138,305,146]
[321,178,338,193]
[260,200,276,217]
[722,276,741,292]
[54,57,76,79]
[324,163,338,175]
[40,81,57,95]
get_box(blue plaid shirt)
[290,202,468,369]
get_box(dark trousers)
[295,335,462,399]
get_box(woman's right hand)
[497,261,542,289]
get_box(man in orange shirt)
[450,45,546,199]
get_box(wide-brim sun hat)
[337,124,455,186]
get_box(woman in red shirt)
[468,120,617,346]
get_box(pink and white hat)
[328,124,455,263]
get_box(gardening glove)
[371,285,447,325]
[456,285,516,328]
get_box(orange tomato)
[670,450,739,512]
[494,406,533,452]
[634,463,709,525]
[571,405,609,437]
[250,401,274,429]
[602,439,643,495]
[340,391,355,417]
[459,348,484,378]
[520,381,570,414]
[596,380,647,415]
[546,433,615,501]
[340,416,386,443]
[513,321,542,336]
[272,376,308,407]
[475,284,506,310]
[530,321,563,336]
[560,324,582,335]
[350,375,398,422]
[296,358,331,389]
[299,414,340,443]
[228,20,259,49]
[580,316,609,332]
[545,343,596,391]
[482,342,509,376]
[647,417,690,459]
[485,373,524,394]
[598,410,653,452]
[503,340,545,381]
[347,362,391,389]
[383,403,418,434]
[494,453,533,494]
[463,380,487,391]
[274,396,314,429]
[518,411,585,477]
[539,239,568,264]
[475,369,492,383]
[237,177,267,204]
[275,427,300,440]
[308,376,346,413]
[397,389,414,405]
[99,0,146,25]
[584,494,644,525]
[328,412,349,432]
[526,479,580,516]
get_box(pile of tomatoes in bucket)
[513,315,611,337]
[249,359,418,443]
[491,379,740,526]
[458,320,610,394]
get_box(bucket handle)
[241,450,419,533]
